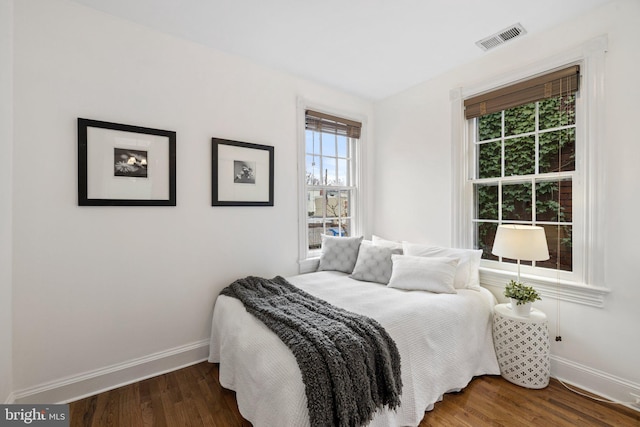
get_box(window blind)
[305,110,362,139]
[464,65,580,120]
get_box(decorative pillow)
[387,255,458,293]
[372,235,403,254]
[317,235,364,274]
[350,241,393,284]
[402,242,482,290]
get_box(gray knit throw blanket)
[220,276,402,427]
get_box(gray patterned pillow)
[317,235,363,274]
[350,241,393,284]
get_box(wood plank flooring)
[69,361,639,426]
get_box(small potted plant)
[504,280,541,317]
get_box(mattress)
[208,270,500,426]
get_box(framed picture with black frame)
[77,118,176,206]
[212,138,274,206]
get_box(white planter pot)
[510,298,532,317]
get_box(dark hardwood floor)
[69,361,639,426]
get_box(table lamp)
[491,224,550,284]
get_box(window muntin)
[472,94,576,273]
[304,114,358,252]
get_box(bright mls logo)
[0,405,68,426]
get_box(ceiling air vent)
[476,23,527,51]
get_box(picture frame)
[212,138,274,206]
[78,118,176,206]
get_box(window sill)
[480,267,609,308]
[298,257,320,274]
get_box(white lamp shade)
[491,225,550,261]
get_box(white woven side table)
[492,303,550,389]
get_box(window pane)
[307,220,323,250]
[475,183,498,220]
[325,218,350,237]
[306,190,322,217]
[308,190,349,219]
[337,158,348,186]
[539,128,576,173]
[476,222,498,261]
[322,133,336,156]
[305,130,320,155]
[536,179,572,222]
[324,191,348,218]
[322,156,337,185]
[537,225,572,271]
[539,94,576,130]
[504,102,535,136]
[306,154,320,185]
[338,218,351,237]
[504,135,535,176]
[502,182,532,221]
[339,190,351,218]
[478,141,501,179]
[477,112,502,141]
[337,135,348,157]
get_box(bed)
[208,237,500,426]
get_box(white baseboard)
[9,338,640,413]
[12,339,210,404]
[551,355,640,412]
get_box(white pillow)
[387,255,458,294]
[350,241,393,284]
[317,235,363,274]
[372,235,403,254]
[402,242,482,290]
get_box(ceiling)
[68,0,613,100]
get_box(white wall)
[0,0,14,404]
[374,0,640,402]
[11,0,373,400]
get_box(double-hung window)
[302,110,361,259]
[466,66,579,274]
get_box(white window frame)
[470,99,577,275]
[297,98,366,273]
[451,36,609,307]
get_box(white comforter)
[208,271,500,426]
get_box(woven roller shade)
[305,110,362,139]
[464,65,580,119]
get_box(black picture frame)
[78,118,176,206]
[212,138,274,206]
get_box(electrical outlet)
[631,392,640,406]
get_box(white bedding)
[208,271,500,426]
